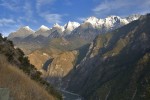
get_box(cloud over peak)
[36,0,55,12]
[39,12,62,24]
[43,13,62,24]
[0,18,15,26]
[92,0,150,17]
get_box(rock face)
[28,48,78,87]
[27,47,62,71]
[28,50,50,70]
[47,51,77,76]
[46,51,78,87]
[64,14,150,100]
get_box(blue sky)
[0,0,150,36]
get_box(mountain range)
[5,13,150,100]
[8,14,140,39]
[8,14,140,55]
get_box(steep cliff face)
[28,50,50,70]
[47,51,78,77]
[28,48,78,87]
[45,51,78,87]
[65,14,150,100]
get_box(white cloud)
[0,18,19,36]
[40,13,62,24]
[1,28,16,36]
[0,18,15,26]
[77,17,87,22]
[93,0,132,14]
[23,2,33,19]
[0,0,35,23]
[45,14,62,24]
[94,0,130,11]
[36,0,70,25]
[0,0,22,11]
[22,1,38,23]
[36,0,55,12]
[93,0,150,16]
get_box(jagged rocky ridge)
[8,14,140,39]
[8,15,140,55]
[63,14,150,100]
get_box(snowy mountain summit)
[8,14,141,39]
[8,26,34,39]
[39,25,49,31]
[64,21,80,31]
[64,21,80,34]
[83,15,139,29]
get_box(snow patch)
[39,25,49,31]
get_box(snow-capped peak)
[23,26,30,30]
[107,15,120,18]
[105,15,121,21]
[39,25,49,31]
[20,26,34,32]
[126,14,141,22]
[64,21,80,30]
[52,23,65,32]
[8,26,34,39]
[81,15,134,30]
[85,16,99,23]
[53,23,61,27]
[104,15,123,24]
[63,21,80,34]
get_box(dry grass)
[0,56,56,100]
